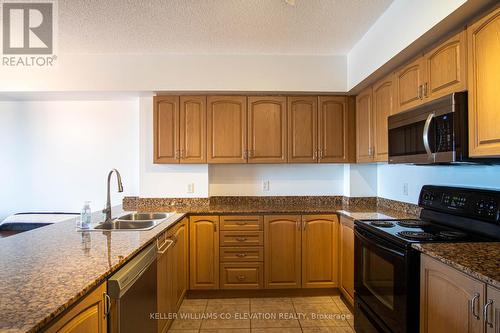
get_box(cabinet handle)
[235,253,247,257]
[237,275,246,281]
[320,149,324,159]
[175,150,180,159]
[313,150,318,160]
[484,299,494,328]
[424,82,428,97]
[249,150,255,158]
[235,237,247,242]
[471,292,480,320]
[243,150,248,159]
[180,149,185,159]
[103,293,111,317]
[157,238,174,254]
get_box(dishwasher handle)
[107,243,157,299]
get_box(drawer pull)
[236,237,248,242]
[236,222,247,225]
[237,275,246,281]
[235,253,247,257]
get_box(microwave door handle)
[423,112,435,158]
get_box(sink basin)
[118,213,170,221]
[94,220,157,231]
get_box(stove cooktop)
[355,218,485,246]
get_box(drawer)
[220,262,263,289]
[220,231,263,247]
[220,215,263,231]
[220,247,264,262]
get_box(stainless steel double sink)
[92,213,174,231]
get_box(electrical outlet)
[403,183,409,196]
[263,180,270,192]
[187,183,195,194]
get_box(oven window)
[362,247,395,310]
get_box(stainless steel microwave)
[388,92,472,164]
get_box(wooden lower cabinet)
[264,215,302,289]
[486,285,500,333]
[301,215,339,288]
[220,262,264,289]
[190,216,219,289]
[420,254,485,333]
[45,282,107,333]
[339,216,354,306]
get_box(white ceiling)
[58,0,393,55]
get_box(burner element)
[398,231,435,240]
[397,220,430,228]
[370,221,395,228]
[438,231,467,240]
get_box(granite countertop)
[0,208,186,333]
[412,242,500,289]
[0,200,418,333]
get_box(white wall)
[0,54,347,92]
[344,164,378,197]
[347,0,467,89]
[0,99,139,220]
[209,164,345,196]
[377,164,500,204]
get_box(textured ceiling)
[58,0,393,55]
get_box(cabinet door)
[179,96,206,163]
[301,215,339,288]
[420,254,485,333]
[207,96,247,163]
[45,283,107,333]
[425,30,467,100]
[287,96,318,163]
[395,57,426,112]
[318,96,353,163]
[173,219,188,310]
[189,216,219,289]
[486,285,500,333]
[247,96,287,163]
[467,8,500,157]
[154,96,180,163]
[356,87,374,163]
[264,215,302,289]
[372,74,394,162]
[339,217,354,306]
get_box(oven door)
[354,227,408,333]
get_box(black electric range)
[354,185,500,333]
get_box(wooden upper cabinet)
[264,215,302,289]
[179,96,206,163]
[372,74,394,162]
[189,216,219,289]
[395,57,426,112]
[420,254,485,333]
[287,96,318,163]
[318,96,354,163]
[45,282,107,333]
[154,96,180,163]
[247,96,287,163]
[468,7,500,157]
[301,215,339,288]
[356,87,374,163]
[424,30,467,100]
[207,96,247,163]
[339,216,354,306]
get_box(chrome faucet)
[102,169,124,222]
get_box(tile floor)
[168,295,355,333]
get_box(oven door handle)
[423,112,435,158]
[355,229,405,258]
